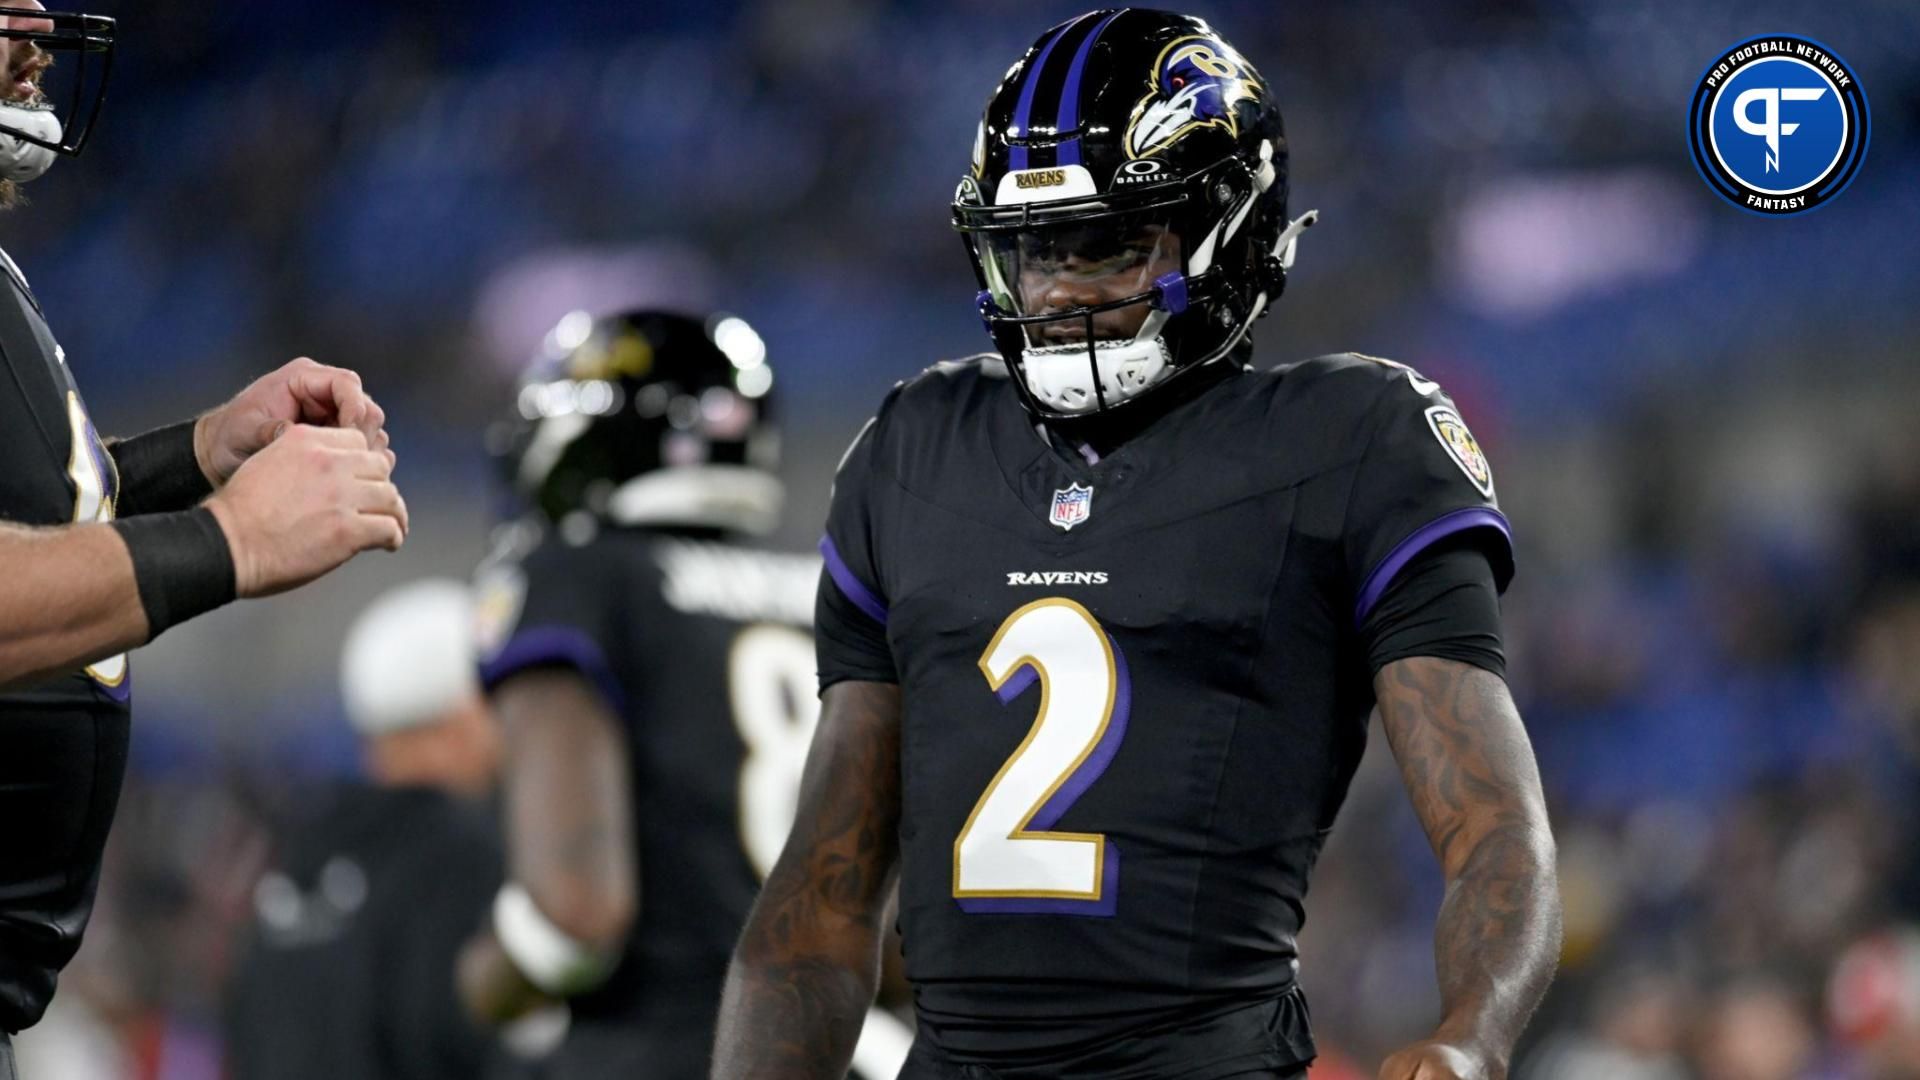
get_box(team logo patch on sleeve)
[1425,406,1495,497]
[1049,483,1094,531]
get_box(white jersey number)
[65,391,126,688]
[953,598,1128,913]
[728,623,821,878]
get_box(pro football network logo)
[1050,483,1094,531]
[1687,35,1868,216]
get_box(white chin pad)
[0,103,60,183]
[1018,338,1172,415]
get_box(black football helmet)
[953,8,1315,422]
[487,309,782,535]
[0,7,113,158]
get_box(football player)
[0,7,403,1075]
[715,10,1560,1080]
[455,310,910,1078]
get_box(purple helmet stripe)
[1053,9,1126,167]
[1008,13,1092,172]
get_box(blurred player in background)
[226,580,505,1080]
[0,7,404,1076]
[717,9,1559,1080]
[456,309,910,1078]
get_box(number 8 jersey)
[816,353,1515,1075]
[473,522,821,1072]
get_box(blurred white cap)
[340,579,480,736]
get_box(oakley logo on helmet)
[1111,159,1168,188]
[1126,35,1262,158]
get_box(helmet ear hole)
[1261,255,1288,300]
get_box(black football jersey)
[0,248,133,1033]
[474,521,820,1073]
[816,354,1514,1073]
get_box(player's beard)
[0,45,52,209]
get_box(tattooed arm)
[713,680,903,1079]
[1375,657,1561,1080]
[456,667,637,1023]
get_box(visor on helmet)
[973,208,1184,342]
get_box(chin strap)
[0,103,61,183]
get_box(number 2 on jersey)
[954,598,1130,915]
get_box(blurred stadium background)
[11,0,1919,1076]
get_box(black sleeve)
[1359,536,1506,678]
[1343,370,1515,630]
[106,419,214,516]
[816,413,897,691]
[474,535,629,709]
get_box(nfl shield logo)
[1049,483,1094,531]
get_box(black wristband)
[107,419,215,516]
[110,507,237,639]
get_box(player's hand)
[204,425,408,598]
[1378,1039,1496,1080]
[193,357,392,486]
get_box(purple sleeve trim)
[819,535,888,626]
[1354,507,1513,627]
[478,625,626,710]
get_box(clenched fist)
[204,425,408,598]
[194,357,392,487]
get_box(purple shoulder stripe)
[820,535,888,626]
[479,625,626,710]
[1354,507,1513,626]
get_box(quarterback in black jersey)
[717,10,1561,1080]
[457,310,910,1079]
[0,7,404,1073]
